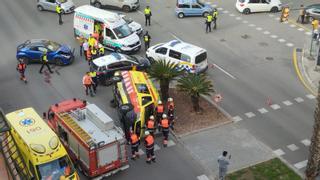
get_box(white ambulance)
[74,5,141,53]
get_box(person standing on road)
[76,35,85,57]
[91,47,98,61]
[144,131,156,164]
[297,5,306,24]
[217,151,231,180]
[155,100,164,131]
[56,4,63,25]
[82,40,89,60]
[16,59,27,83]
[89,70,98,94]
[213,8,218,29]
[205,13,213,33]
[167,97,175,130]
[143,31,151,51]
[144,6,152,26]
[82,72,95,96]
[98,44,105,57]
[130,131,140,160]
[312,19,319,31]
[146,115,156,136]
[39,50,53,74]
[160,114,170,147]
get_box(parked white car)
[236,0,282,14]
[37,0,75,14]
[118,14,143,35]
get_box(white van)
[146,40,208,73]
[90,0,139,12]
[236,0,282,14]
[74,5,141,53]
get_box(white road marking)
[263,31,270,35]
[256,27,263,31]
[242,20,248,23]
[258,108,268,114]
[294,97,304,103]
[275,17,280,20]
[273,149,285,156]
[167,140,176,147]
[197,174,210,180]
[287,144,299,151]
[283,21,289,24]
[217,7,223,11]
[290,24,296,28]
[212,63,237,79]
[170,33,182,41]
[270,104,281,110]
[235,17,242,20]
[137,10,144,15]
[278,38,286,43]
[269,14,274,17]
[286,43,294,47]
[305,32,312,35]
[229,13,235,17]
[282,100,293,106]
[232,116,243,122]
[249,24,256,27]
[298,28,304,31]
[154,144,161,151]
[301,139,311,146]
[138,148,145,155]
[222,10,229,14]
[294,160,308,169]
[245,112,256,118]
[306,94,316,99]
[270,35,278,38]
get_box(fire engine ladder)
[59,113,92,143]
[0,109,33,180]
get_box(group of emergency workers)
[205,8,218,33]
[129,98,175,164]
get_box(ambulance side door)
[104,27,117,50]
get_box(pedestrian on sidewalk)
[297,5,306,24]
[217,151,231,180]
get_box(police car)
[91,53,150,85]
[146,40,208,73]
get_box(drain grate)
[265,57,274,61]
[241,34,250,39]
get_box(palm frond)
[177,73,214,97]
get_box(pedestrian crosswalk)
[133,139,176,156]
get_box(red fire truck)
[45,98,129,179]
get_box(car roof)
[161,40,206,56]
[24,39,49,47]
[93,53,132,67]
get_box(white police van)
[146,40,208,73]
[74,5,141,53]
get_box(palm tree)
[147,59,184,101]
[306,83,320,180]
[177,73,214,112]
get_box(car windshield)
[45,41,61,51]
[36,156,74,180]
[113,24,133,39]
[123,16,133,24]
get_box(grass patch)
[227,158,302,180]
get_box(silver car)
[306,8,320,21]
[37,0,75,14]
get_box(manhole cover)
[241,34,250,39]
[259,42,268,46]
[265,57,274,61]
[296,48,303,52]
[220,39,226,42]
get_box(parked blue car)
[175,0,213,18]
[16,39,74,65]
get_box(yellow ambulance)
[5,108,78,180]
[112,70,160,137]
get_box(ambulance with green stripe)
[111,70,160,137]
[74,5,141,53]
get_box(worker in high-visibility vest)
[144,131,156,164]
[130,131,140,160]
[39,50,53,74]
[16,59,27,83]
[213,8,218,29]
[143,31,151,50]
[280,6,290,22]
[205,13,213,33]
[56,4,63,25]
[82,72,95,96]
[160,114,170,147]
[312,19,319,31]
[144,6,152,26]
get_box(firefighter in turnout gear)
[82,72,95,96]
[144,131,156,164]
[155,100,164,131]
[167,97,175,130]
[146,115,156,136]
[160,114,170,147]
[16,59,27,83]
[130,131,140,160]
[143,31,151,51]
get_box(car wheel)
[203,12,209,17]
[20,57,30,64]
[55,58,64,66]
[178,12,184,18]
[122,5,130,12]
[270,7,278,13]
[94,2,102,8]
[243,8,250,15]
[37,5,44,11]
[120,103,133,114]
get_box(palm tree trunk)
[306,83,320,180]
[191,95,200,112]
[160,80,169,102]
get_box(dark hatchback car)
[90,53,150,85]
[16,39,74,65]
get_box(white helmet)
[168,97,173,102]
[158,100,162,104]
[150,115,154,120]
[145,131,150,136]
[114,71,120,76]
[162,114,167,119]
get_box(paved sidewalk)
[179,123,274,179]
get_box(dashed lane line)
[273,149,285,156]
[222,10,229,14]
[242,20,248,23]
[197,174,210,180]
[270,35,278,38]
[270,104,281,110]
[282,100,293,106]
[287,144,299,151]
[258,108,268,114]
[217,7,223,11]
[263,31,270,35]
[294,160,308,169]
[256,27,263,31]
[297,28,304,31]
[212,63,237,80]
[301,139,311,146]
[306,94,316,99]
[294,97,304,103]
[278,38,286,43]
[245,112,256,118]
[232,116,243,122]
[286,43,294,47]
